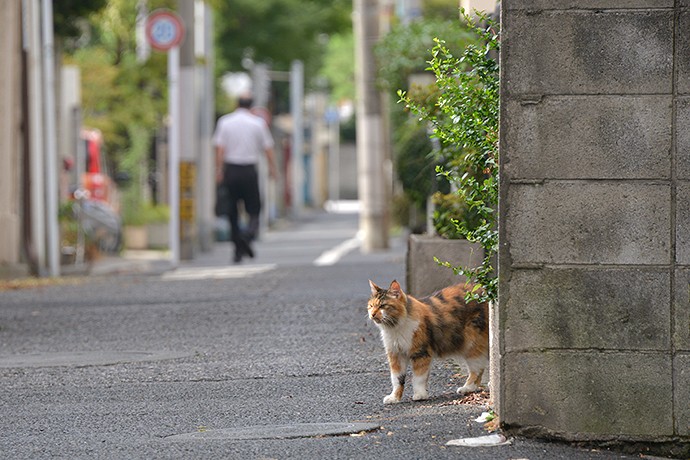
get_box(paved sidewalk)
[0,205,678,459]
[89,204,406,277]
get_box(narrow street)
[0,209,638,459]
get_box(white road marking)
[161,264,276,281]
[313,232,363,266]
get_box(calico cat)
[367,279,489,404]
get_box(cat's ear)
[369,280,381,296]
[388,280,403,298]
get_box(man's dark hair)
[238,96,253,109]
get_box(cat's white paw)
[412,390,428,401]
[457,384,478,394]
[383,393,401,404]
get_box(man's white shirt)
[213,108,274,165]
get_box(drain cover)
[0,351,189,368]
[166,422,381,441]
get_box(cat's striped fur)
[367,279,489,404]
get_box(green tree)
[423,0,473,20]
[376,18,473,93]
[319,32,355,104]
[66,10,168,165]
[214,0,351,78]
[53,0,108,39]
[64,0,172,154]
[375,18,476,225]
[63,0,174,225]
[315,1,463,107]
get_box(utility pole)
[290,60,304,219]
[196,1,214,252]
[178,0,196,260]
[0,1,22,271]
[354,0,389,251]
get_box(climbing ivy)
[399,11,499,302]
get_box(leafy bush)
[122,203,169,227]
[399,11,499,302]
[432,192,481,240]
[393,116,435,210]
[375,19,477,226]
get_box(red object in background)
[63,156,74,171]
[68,128,123,254]
[86,129,101,173]
[80,129,118,210]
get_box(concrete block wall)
[406,235,483,297]
[498,1,689,443]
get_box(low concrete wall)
[147,223,169,249]
[406,234,483,298]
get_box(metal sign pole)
[147,9,185,268]
[168,45,180,267]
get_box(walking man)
[214,95,278,263]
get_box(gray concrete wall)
[498,1,689,444]
[0,1,22,270]
[406,235,483,297]
[338,143,359,200]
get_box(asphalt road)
[0,210,650,459]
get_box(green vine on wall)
[399,11,499,302]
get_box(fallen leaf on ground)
[441,389,491,406]
[484,418,500,432]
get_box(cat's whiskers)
[380,314,399,328]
